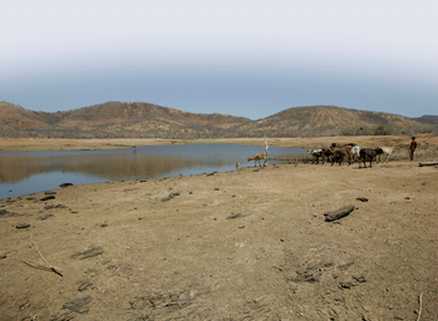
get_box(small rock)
[78,280,93,292]
[39,213,54,220]
[62,295,92,313]
[339,281,353,289]
[231,194,236,198]
[16,223,31,229]
[214,187,220,191]
[226,212,243,220]
[59,183,74,188]
[0,253,7,260]
[404,197,411,200]
[40,195,56,202]
[72,246,104,260]
[100,223,108,228]
[0,209,14,218]
[353,275,367,283]
[238,225,246,229]
[206,171,218,176]
[356,197,369,202]
[44,204,67,210]
[161,192,180,202]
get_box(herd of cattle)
[307,143,394,168]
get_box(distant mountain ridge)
[0,101,436,138]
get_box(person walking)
[409,136,417,161]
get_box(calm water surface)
[0,144,303,198]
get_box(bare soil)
[1,160,437,321]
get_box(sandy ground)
[1,161,437,321]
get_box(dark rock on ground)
[226,212,243,220]
[356,197,369,202]
[15,223,31,229]
[78,280,93,292]
[40,195,56,202]
[62,295,92,313]
[59,183,74,188]
[353,275,367,283]
[0,209,14,218]
[72,246,104,260]
[0,252,7,259]
[44,204,67,210]
[339,281,354,289]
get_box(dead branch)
[418,162,438,167]
[22,234,63,278]
[22,259,63,277]
[416,292,423,321]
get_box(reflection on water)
[0,144,303,198]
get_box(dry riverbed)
[1,161,437,321]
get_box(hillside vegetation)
[0,101,435,138]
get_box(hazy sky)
[1,0,437,119]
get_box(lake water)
[0,144,303,198]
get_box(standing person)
[409,136,417,161]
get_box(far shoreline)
[1,135,437,152]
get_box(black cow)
[359,148,384,168]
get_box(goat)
[248,152,268,168]
[307,148,324,164]
[330,149,351,166]
[359,148,384,168]
[377,146,394,163]
[329,145,353,166]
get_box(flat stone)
[40,195,56,202]
[59,183,74,188]
[72,246,104,260]
[15,223,31,229]
[226,212,243,220]
[161,192,180,202]
[39,213,54,220]
[78,280,93,292]
[62,295,92,313]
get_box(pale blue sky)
[1,0,437,119]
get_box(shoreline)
[1,134,438,152]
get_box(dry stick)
[22,234,63,278]
[416,292,423,321]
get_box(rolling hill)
[239,105,429,137]
[0,101,435,138]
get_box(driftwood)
[416,292,423,321]
[324,205,355,222]
[23,235,63,277]
[418,162,438,167]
